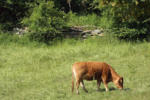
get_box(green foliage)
[91,0,150,40]
[67,12,101,27]
[53,0,96,13]
[0,0,33,30]
[111,28,148,40]
[22,1,67,43]
[98,7,115,28]
[67,11,114,29]
[1,0,150,40]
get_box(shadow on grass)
[96,87,130,92]
[97,87,116,92]
[74,87,131,95]
[123,88,130,91]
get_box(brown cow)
[72,61,123,94]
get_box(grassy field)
[0,36,150,100]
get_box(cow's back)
[73,61,104,72]
[72,62,110,80]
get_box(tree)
[22,1,67,43]
[67,0,71,11]
[92,0,150,39]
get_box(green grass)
[67,12,114,29]
[0,36,150,100]
[67,13,101,27]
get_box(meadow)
[0,36,150,100]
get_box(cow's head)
[114,77,123,89]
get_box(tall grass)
[67,12,114,29]
[0,35,150,100]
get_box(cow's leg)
[103,82,109,92]
[80,80,88,93]
[102,77,109,92]
[76,78,80,94]
[97,79,101,91]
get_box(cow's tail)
[72,70,74,93]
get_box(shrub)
[111,27,148,40]
[22,1,67,43]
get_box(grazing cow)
[72,61,123,94]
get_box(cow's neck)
[110,67,120,82]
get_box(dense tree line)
[95,0,150,39]
[0,0,150,42]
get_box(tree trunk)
[67,0,71,11]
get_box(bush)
[111,27,148,40]
[22,1,67,43]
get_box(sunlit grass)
[67,13,101,27]
[0,36,150,100]
[67,12,114,29]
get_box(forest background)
[0,0,150,42]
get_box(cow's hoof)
[76,91,79,95]
[106,89,109,92]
